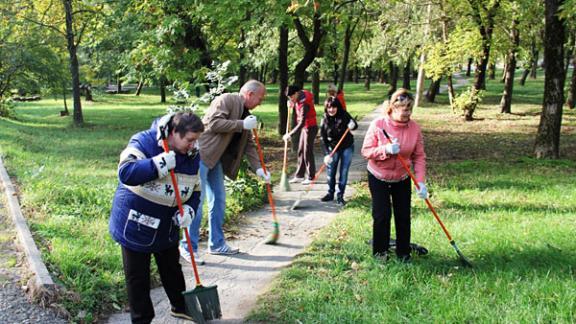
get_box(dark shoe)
[320,193,334,202]
[170,307,193,321]
[398,254,412,263]
[336,197,346,205]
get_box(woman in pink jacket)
[361,88,428,262]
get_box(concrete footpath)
[106,107,382,323]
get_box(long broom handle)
[161,139,203,287]
[381,129,453,241]
[252,129,278,224]
[282,105,292,173]
[303,127,351,193]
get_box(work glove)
[152,151,176,179]
[174,204,194,228]
[243,115,258,130]
[416,182,428,200]
[256,168,271,183]
[323,155,333,165]
[282,133,291,142]
[384,138,400,155]
[347,119,356,130]
[156,113,175,141]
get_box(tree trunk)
[278,25,289,135]
[338,22,354,91]
[447,75,455,109]
[426,78,441,103]
[159,76,167,103]
[530,40,539,79]
[402,58,411,89]
[116,74,122,93]
[61,81,69,116]
[500,19,519,114]
[567,57,576,109]
[270,69,278,84]
[488,62,496,80]
[471,0,501,92]
[64,0,83,126]
[84,84,93,101]
[520,69,530,85]
[500,61,507,83]
[353,67,359,83]
[379,70,385,83]
[466,58,473,76]
[238,28,247,86]
[292,11,324,87]
[312,69,320,104]
[388,62,398,96]
[534,0,566,159]
[364,65,371,90]
[135,79,144,96]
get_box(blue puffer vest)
[109,124,200,253]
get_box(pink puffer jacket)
[361,116,426,182]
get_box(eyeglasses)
[395,93,413,103]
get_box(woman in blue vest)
[109,112,203,323]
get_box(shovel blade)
[183,285,222,322]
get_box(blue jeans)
[182,160,227,252]
[326,145,354,197]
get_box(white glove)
[256,168,271,183]
[156,113,175,141]
[384,138,400,155]
[323,155,333,165]
[416,182,428,200]
[282,133,291,142]
[347,119,355,129]
[152,151,176,178]
[174,204,194,228]
[243,115,258,130]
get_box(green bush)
[0,98,15,117]
[453,86,483,120]
[225,161,267,221]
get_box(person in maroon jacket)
[283,85,318,185]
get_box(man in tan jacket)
[180,80,270,264]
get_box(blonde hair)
[384,88,414,115]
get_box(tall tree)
[467,0,502,91]
[534,0,566,158]
[289,1,325,87]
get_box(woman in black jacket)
[320,96,358,205]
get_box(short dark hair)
[171,112,204,137]
[286,85,301,97]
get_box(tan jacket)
[199,93,260,180]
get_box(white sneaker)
[179,246,205,265]
[209,244,240,255]
[301,179,312,185]
[289,177,304,183]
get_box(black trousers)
[368,173,412,257]
[121,245,186,324]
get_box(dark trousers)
[368,173,412,257]
[295,126,318,180]
[121,245,186,324]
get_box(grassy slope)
[0,83,387,321]
[248,76,576,323]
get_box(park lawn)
[249,76,576,323]
[0,82,389,321]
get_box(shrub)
[0,98,15,117]
[453,87,483,121]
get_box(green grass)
[248,74,576,323]
[1,76,575,321]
